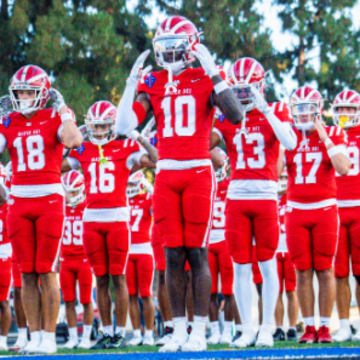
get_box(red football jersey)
[60,202,86,259]
[128,193,153,244]
[0,109,63,186]
[336,125,360,203]
[214,103,292,182]
[68,139,141,209]
[138,68,215,161]
[285,126,346,204]
[0,203,9,246]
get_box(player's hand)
[127,49,152,86]
[127,130,140,141]
[78,124,88,140]
[314,117,328,141]
[0,95,12,118]
[250,85,269,114]
[191,44,219,78]
[49,88,66,113]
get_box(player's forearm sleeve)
[115,81,139,135]
[265,111,297,150]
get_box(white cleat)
[333,327,352,342]
[219,331,233,345]
[127,335,143,346]
[352,329,360,342]
[78,337,92,349]
[9,336,28,352]
[181,333,207,352]
[155,332,173,346]
[255,325,274,347]
[63,338,78,349]
[36,340,57,354]
[207,332,221,345]
[159,336,186,352]
[143,334,154,346]
[231,329,257,348]
[0,342,8,351]
[20,339,41,354]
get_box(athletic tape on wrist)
[323,137,333,147]
[214,81,229,95]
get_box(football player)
[207,147,236,345]
[0,65,82,354]
[332,89,360,342]
[60,170,94,349]
[64,100,156,349]
[126,170,155,346]
[116,16,243,351]
[281,86,350,343]
[273,170,299,342]
[211,57,297,347]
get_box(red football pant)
[335,206,360,277]
[126,253,154,297]
[59,257,93,304]
[12,258,22,288]
[7,194,64,273]
[226,199,279,263]
[0,257,11,301]
[286,205,339,271]
[153,167,216,248]
[83,221,130,277]
[276,252,296,293]
[208,240,234,295]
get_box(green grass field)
[0,341,359,356]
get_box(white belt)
[287,199,337,210]
[157,159,212,171]
[83,207,130,222]
[11,183,64,198]
[337,200,360,208]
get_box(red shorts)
[286,205,339,271]
[276,252,296,293]
[83,221,129,277]
[252,246,263,285]
[11,258,22,288]
[126,253,154,297]
[208,240,233,295]
[335,206,360,277]
[59,257,93,304]
[0,257,11,301]
[152,242,190,272]
[7,194,65,273]
[225,199,279,264]
[153,167,216,248]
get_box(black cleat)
[232,330,242,342]
[273,327,286,341]
[107,334,127,349]
[286,328,298,341]
[91,334,112,349]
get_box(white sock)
[210,321,220,335]
[83,325,92,340]
[42,332,56,344]
[320,317,330,327]
[223,321,233,336]
[173,317,187,340]
[0,335,7,345]
[233,262,252,326]
[115,326,125,337]
[18,327,27,340]
[133,329,141,338]
[259,258,279,325]
[235,324,242,332]
[340,319,350,330]
[144,329,153,338]
[277,326,284,331]
[68,327,78,341]
[164,321,173,329]
[30,331,41,344]
[192,316,206,337]
[304,317,315,327]
[103,325,114,337]
[288,326,296,331]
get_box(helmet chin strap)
[239,109,248,139]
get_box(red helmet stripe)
[21,65,30,83]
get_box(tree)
[274,0,360,102]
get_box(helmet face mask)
[127,170,145,198]
[85,101,116,146]
[9,65,50,115]
[332,90,360,129]
[291,102,319,130]
[153,16,199,73]
[66,187,85,207]
[62,170,85,207]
